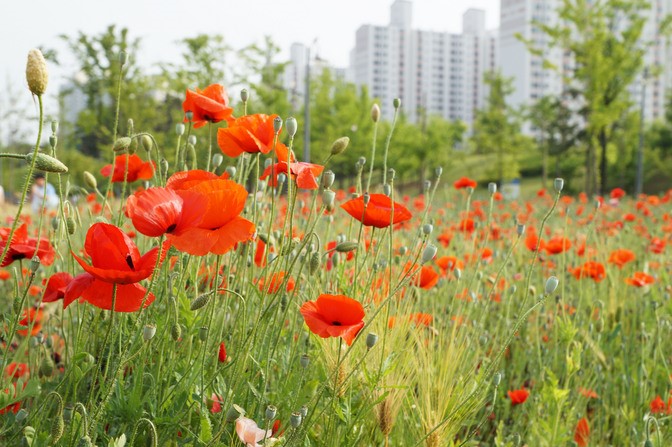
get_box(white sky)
[1,0,499,116]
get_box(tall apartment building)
[348,0,498,125]
[500,0,672,122]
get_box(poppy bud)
[554,178,564,192]
[273,116,283,134]
[358,156,367,167]
[493,372,502,386]
[421,244,437,264]
[240,88,249,103]
[277,173,287,186]
[594,199,601,209]
[544,276,559,295]
[363,192,370,206]
[516,224,525,236]
[26,49,48,96]
[171,323,181,341]
[371,104,381,123]
[188,136,197,147]
[265,405,277,420]
[51,120,59,134]
[212,153,224,169]
[423,180,431,193]
[185,111,194,122]
[399,246,407,256]
[160,158,169,177]
[199,326,209,341]
[285,117,298,138]
[393,98,401,109]
[422,224,433,236]
[66,217,76,235]
[309,252,321,275]
[644,440,653,447]
[300,405,308,418]
[141,135,153,153]
[388,168,396,181]
[51,415,64,444]
[26,153,68,173]
[225,404,246,423]
[218,341,227,363]
[455,268,462,280]
[330,136,349,155]
[113,137,132,153]
[83,171,97,189]
[476,271,483,281]
[321,170,335,189]
[366,333,378,349]
[30,256,40,273]
[16,408,29,423]
[290,412,302,428]
[300,354,310,368]
[383,184,392,197]
[143,324,156,341]
[336,241,358,253]
[226,166,237,178]
[39,356,55,377]
[435,166,443,177]
[49,135,58,149]
[119,51,128,66]
[488,183,497,194]
[176,123,185,136]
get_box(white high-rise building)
[348,0,498,125]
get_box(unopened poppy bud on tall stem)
[285,117,298,138]
[371,104,381,123]
[26,49,48,96]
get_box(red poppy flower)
[544,236,571,255]
[625,271,655,287]
[260,160,324,190]
[436,255,463,272]
[574,417,590,447]
[454,177,477,189]
[125,187,207,237]
[218,342,227,363]
[5,363,29,379]
[42,272,73,303]
[507,388,529,406]
[166,171,255,256]
[610,187,626,199]
[413,265,440,289]
[182,84,234,128]
[457,218,475,233]
[64,223,168,312]
[0,387,21,415]
[257,271,295,294]
[525,228,544,252]
[650,395,672,414]
[101,154,155,183]
[579,387,599,399]
[572,262,606,282]
[341,194,412,229]
[0,224,55,267]
[217,113,285,157]
[300,294,365,346]
[608,249,635,268]
[17,306,44,336]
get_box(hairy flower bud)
[393,98,401,109]
[175,123,185,136]
[26,153,68,173]
[240,88,249,102]
[545,276,559,295]
[191,292,212,311]
[554,178,564,193]
[113,137,132,153]
[371,104,381,123]
[212,153,224,169]
[330,136,349,155]
[26,49,48,96]
[422,244,438,264]
[336,241,358,253]
[83,171,97,189]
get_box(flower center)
[126,255,135,270]
[331,321,342,326]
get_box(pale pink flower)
[235,416,272,447]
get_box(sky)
[1,0,499,123]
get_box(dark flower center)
[126,255,135,270]
[331,321,342,326]
[166,224,177,233]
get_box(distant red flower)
[610,187,626,199]
[101,154,155,183]
[454,177,477,189]
[579,387,599,399]
[544,236,571,255]
[507,388,529,406]
[649,395,672,414]
[572,262,606,282]
[300,294,365,346]
[436,255,463,272]
[42,272,73,303]
[218,342,227,363]
[0,223,55,267]
[17,306,44,336]
[525,228,544,252]
[625,271,655,287]
[574,417,590,447]
[165,171,255,256]
[64,223,168,312]
[260,160,324,190]
[608,249,635,268]
[182,84,234,128]
[412,265,440,289]
[125,187,207,237]
[5,363,29,379]
[257,271,295,294]
[217,113,285,157]
[0,387,21,415]
[649,238,666,254]
[457,218,475,233]
[341,194,412,229]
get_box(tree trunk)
[598,127,608,196]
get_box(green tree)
[471,71,532,184]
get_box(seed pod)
[393,98,401,109]
[335,241,358,253]
[240,88,249,102]
[26,153,68,173]
[39,356,55,377]
[330,137,349,155]
[225,404,245,423]
[273,116,283,134]
[545,276,559,295]
[26,49,48,96]
[212,153,224,168]
[175,123,185,136]
[143,324,157,341]
[371,104,381,123]
[366,333,378,349]
[66,217,76,235]
[300,354,310,368]
[171,323,182,341]
[554,178,564,192]
[190,292,212,311]
[78,435,93,447]
[285,117,298,138]
[290,412,302,428]
[51,415,64,444]
[265,405,277,420]
[309,252,321,275]
[421,244,438,264]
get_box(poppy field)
[2,49,672,447]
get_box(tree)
[471,71,533,184]
[536,0,670,195]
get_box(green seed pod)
[199,326,208,342]
[51,415,64,444]
[300,354,310,368]
[175,123,185,136]
[39,356,55,377]
[273,116,283,134]
[26,153,68,173]
[190,292,212,311]
[265,405,277,420]
[225,404,245,423]
[212,153,224,168]
[240,89,249,102]
[83,171,97,189]
[393,98,401,109]
[554,178,564,193]
[366,333,378,349]
[285,117,298,138]
[66,217,76,235]
[309,251,321,275]
[171,323,182,341]
[143,324,157,341]
[335,241,358,253]
[290,411,302,428]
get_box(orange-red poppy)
[165,170,255,256]
[507,388,529,406]
[610,187,626,199]
[436,255,463,272]
[64,223,169,312]
[182,84,234,128]
[572,262,606,282]
[217,113,285,157]
[454,177,477,189]
[17,306,44,336]
[257,271,295,294]
[126,187,207,237]
[574,417,590,447]
[101,154,155,183]
[260,160,324,190]
[341,194,412,229]
[544,236,571,255]
[625,271,655,287]
[0,223,55,267]
[608,249,635,268]
[412,265,440,289]
[43,272,73,303]
[300,294,365,346]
